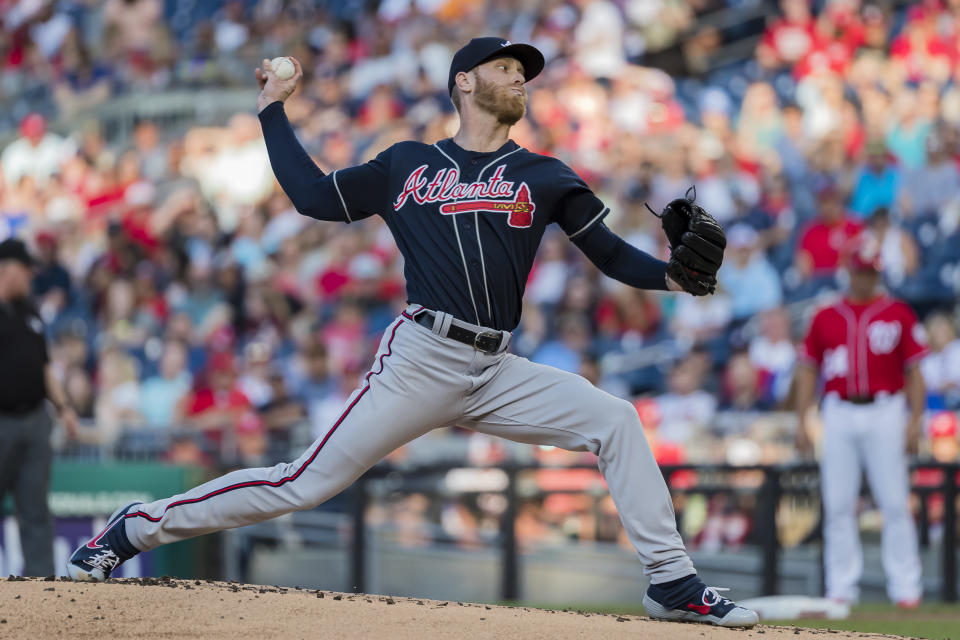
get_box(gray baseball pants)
[125,305,695,583]
[0,404,55,576]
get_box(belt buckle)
[474,330,501,354]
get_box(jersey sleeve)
[898,303,929,368]
[328,147,392,221]
[259,101,390,223]
[551,161,610,239]
[571,222,669,290]
[798,309,825,367]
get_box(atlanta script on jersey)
[394,164,536,228]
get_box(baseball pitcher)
[68,37,755,627]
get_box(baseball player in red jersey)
[794,234,928,607]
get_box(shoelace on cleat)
[701,587,734,608]
[87,550,121,571]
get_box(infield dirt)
[0,577,915,639]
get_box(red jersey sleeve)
[898,303,928,367]
[799,308,826,366]
[187,390,211,416]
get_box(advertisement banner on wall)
[0,462,209,578]
[0,514,156,578]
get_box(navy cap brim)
[475,43,544,85]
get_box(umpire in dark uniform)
[0,238,77,576]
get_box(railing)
[337,462,959,602]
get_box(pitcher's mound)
[0,577,899,639]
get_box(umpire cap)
[448,37,545,95]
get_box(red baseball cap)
[35,230,57,247]
[847,234,882,272]
[207,351,236,375]
[19,113,46,139]
[907,5,927,22]
[929,411,959,439]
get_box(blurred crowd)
[1,0,959,499]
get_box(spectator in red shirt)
[791,0,865,78]
[757,0,818,71]
[818,1,866,52]
[177,350,260,461]
[889,5,957,83]
[120,180,159,254]
[795,186,864,279]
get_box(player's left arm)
[571,222,673,291]
[551,161,678,291]
[554,168,723,294]
[904,364,925,456]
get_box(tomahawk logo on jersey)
[441,182,534,228]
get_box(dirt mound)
[0,577,904,639]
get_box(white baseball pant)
[820,392,922,602]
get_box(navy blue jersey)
[259,102,668,331]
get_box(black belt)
[413,310,505,355]
[845,395,876,405]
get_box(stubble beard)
[473,75,526,126]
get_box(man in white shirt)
[1,114,71,188]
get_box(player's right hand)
[255,57,303,112]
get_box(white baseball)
[271,57,295,80]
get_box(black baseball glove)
[648,186,726,296]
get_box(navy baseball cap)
[448,37,545,95]
[0,238,34,267]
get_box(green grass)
[512,601,960,639]
[767,603,960,640]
